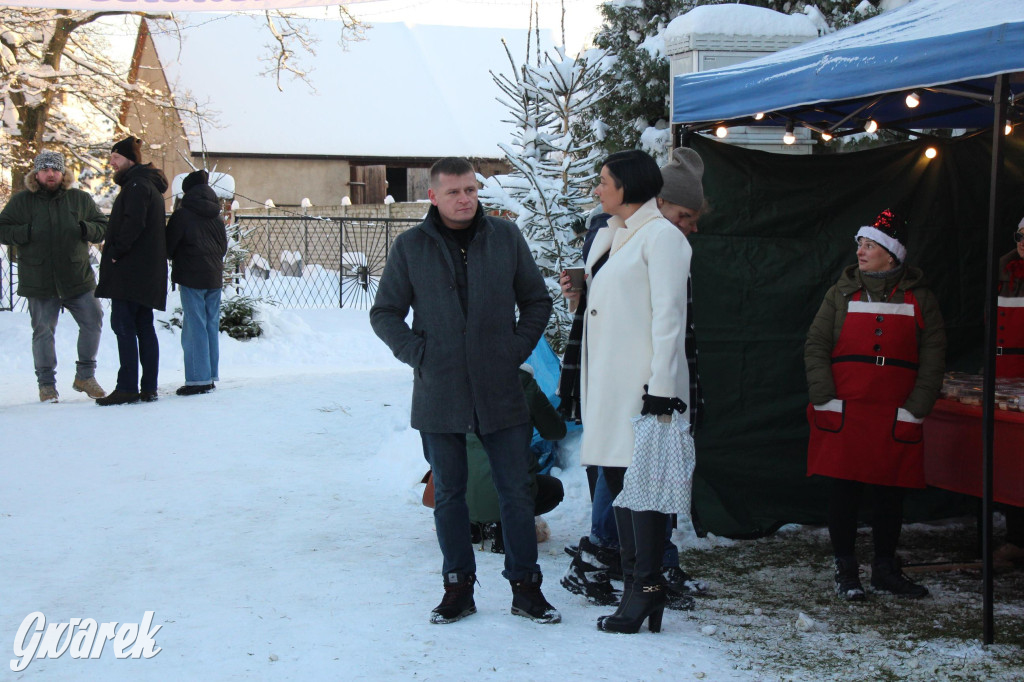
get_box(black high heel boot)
[597,582,666,633]
[598,509,668,634]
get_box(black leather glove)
[641,384,687,416]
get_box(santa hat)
[855,208,906,264]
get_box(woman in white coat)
[578,150,692,633]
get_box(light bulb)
[820,131,833,142]
[1005,123,1014,136]
[924,147,937,159]
[715,126,728,138]
[754,112,765,121]
[865,119,878,134]
[783,122,795,145]
[905,91,920,108]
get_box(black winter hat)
[182,169,209,194]
[111,136,143,164]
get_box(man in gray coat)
[370,157,557,625]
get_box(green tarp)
[688,132,1024,538]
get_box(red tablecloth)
[923,399,1024,507]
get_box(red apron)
[996,296,1024,378]
[807,289,926,487]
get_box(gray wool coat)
[370,207,552,435]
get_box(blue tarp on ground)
[671,0,1024,131]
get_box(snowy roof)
[151,17,554,159]
[665,4,820,40]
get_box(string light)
[865,119,878,134]
[1006,123,1014,136]
[715,126,728,138]
[754,112,765,121]
[820,130,833,142]
[783,121,796,145]
[924,147,937,159]
[905,91,920,108]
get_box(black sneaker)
[871,557,928,598]
[485,523,504,554]
[834,555,866,602]
[430,572,477,624]
[510,574,560,623]
[663,566,710,598]
[175,384,214,396]
[560,556,619,606]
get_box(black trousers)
[827,477,905,559]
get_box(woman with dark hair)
[805,209,945,601]
[569,150,693,633]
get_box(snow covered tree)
[0,8,363,195]
[583,0,883,162]
[480,42,608,352]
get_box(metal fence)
[232,216,420,309]
[0,216,422,312]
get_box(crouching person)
[466,364,566,551]
[370,157,558,625]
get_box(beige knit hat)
[659,147,704,211]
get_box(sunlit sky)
[325,0,606,54]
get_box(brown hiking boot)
[39,385,59,403]
[72,376,107,399]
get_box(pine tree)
[583,0,883,161]
[480,42,608,352]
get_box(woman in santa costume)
[994,217,1024,566]
[805,209,946,601]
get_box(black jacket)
[370,205,552,434]
[166,184,228,290]
[95,163,170,310]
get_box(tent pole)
[982,73,1008,646]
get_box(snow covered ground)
[2,300,1022,681]
[0,300,750,680]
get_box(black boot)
[834,555,866,601]
[598,509,667,633]
[871,557,929,598]
[430,572,477,624]
[95,389,140,406]
[510,573,561,624]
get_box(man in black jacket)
[95,136,169,406]
[166,169,228,396]
[370,157,557,625]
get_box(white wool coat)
[579,198,692,468]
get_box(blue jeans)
[590,467,680,569]
[110,299,159,393]
[179,285,222,385]
[421,422,539,581]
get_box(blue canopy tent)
[671,0,1024,644]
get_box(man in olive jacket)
[0,150,108,403]
[94,136,169,405]
[370,157,557,626]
